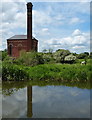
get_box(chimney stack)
[27,2,33,51]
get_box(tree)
[64,54,76,64]
[84,52,89,56]
[89,52,92,58]
[53,49,71,63]
[2,49,8,61]
[42,49,47,53]
[48,48,53,54]
[77,52,89,59]
[17,51,44,66]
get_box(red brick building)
[7,2,38,57]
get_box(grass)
[28,63,91,82]
[2,61,92,84]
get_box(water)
[2,82,90,118]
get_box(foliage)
[42,48,53,53]
[15,51,55,65]
[43,53,55,64]
[65,54,76,60]
[64,54,76,63]
[2,49,8,61]
[2,62,91,83]
[15,51,44,66]
[42,49,48,53]
[2,49,91,83]
[1,49,90,65]
[27,64,91,82]
[89,52,92,58]
[77,52,89,59]
[0,51,1,60]
[0,60,2,77]
[2,62,29,81]
[53,49,71,63]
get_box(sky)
[0,0,91,53]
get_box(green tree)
[64,54,76,64]
[77,52,89,59]
[89,52,92,58]
[53,49,71,63]
[16,51,44,66]
[42,49,47,53]
[2,49,8,61]
[48,48,53,53]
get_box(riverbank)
[2,62,91,82]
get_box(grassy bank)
[2,62,91,82]
[28,64,91,82]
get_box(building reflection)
[27,86,32,118]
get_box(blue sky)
[1,0,90,53]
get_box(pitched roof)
[7,35,36,40]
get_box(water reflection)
[2,81,91,118]
[27,86,32,117]
[2,85,33,118]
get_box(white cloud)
[1,2,27,50]
[72,45,85,49]
[33,10,52,27]
[72,29,82,36]
[1,2,90,54]
[2,0,26,2]
[42,28,49,32]
[40,29,90,53]
[70,17,84,24]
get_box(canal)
[2,81,91,118]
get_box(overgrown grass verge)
[28,64,91,82]
[2,62,92,83]
[2,62,29,81]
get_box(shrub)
[64,54,76,64]
[2,62,29,81]
[53,49,71,63]
[15,51,44,66]
[77,52,89,59]
[2,50,8,61]
[43,53,55,64]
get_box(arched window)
[8,44,13,56]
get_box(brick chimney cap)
[27,2,33,6]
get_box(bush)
[2,62,29,81]
[64,54,76,64]
[15,51,44,66]
[43,53,55,64]
[53,49,71,63]
[2,50,8,61]
[2,62,91,82]
[77,52,89,59]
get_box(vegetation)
[64,54,76,64]
[2,62,29,81]
[76,52,89,59]
[2,49,92,83]
[2,62,91,82]
[2,49,7,61]
[14,51,44,66]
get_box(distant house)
[7,2,38,57]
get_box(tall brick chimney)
[27,2,33,51]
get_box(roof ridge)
[7,35,37,40]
